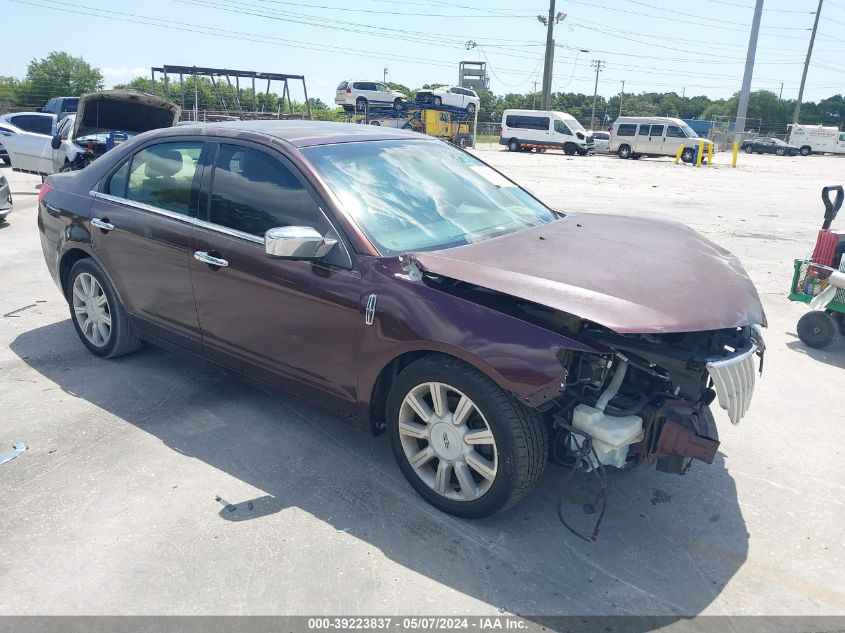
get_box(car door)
[647,124,665,154]
[52,116,74,173]
[634,123,651,154]
[362,82,380,106]
[89,139,207,353]
[3,114,55,173]
[373,82,392,106]
[189,141,362,415]
[447,87,464,109]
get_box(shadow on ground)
[11,320,749,621]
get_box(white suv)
[336,81,406,112]
[416,86,480,115]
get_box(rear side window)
[505,115,550,131]
[125,141,204,216]
[616,124,636,136]
[10,114,53,135]
[638,125,650,136]
[106,160,130,197]
[650,125,664,137]
[337,81,348,90]
[209,144,328,236]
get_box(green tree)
[21,51,103,107]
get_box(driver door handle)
[194,251,229,268]
[91,218,114,232]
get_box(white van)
[500,109,594,155]
[788,124,845,156]
[610,116,713,162]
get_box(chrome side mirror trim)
[265,226,337,260]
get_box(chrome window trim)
[89,191,263,245]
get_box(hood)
[410,213,766,334]
[72,90,180,141]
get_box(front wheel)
[66,258,141,358]
[681,147,695,163]
[617,144,632,159]
[797,311,839,349]
[800,146,811,156]
[563,143,577,156]
[386,355,548,518]
[776,147,785,156]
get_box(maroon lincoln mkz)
[38,121,765,518]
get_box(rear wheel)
[386,355,548,518]
[776,147,785,156]
[797,311,839,349]
[355,97,367,112]
[393,98,404,111]
[433,96,442,106]
[744,145,753,154]
[466,102,476,115]
[66,258,141,358]
[617,144,632,159]
[508,138,520,152]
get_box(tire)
[776,147,785,156]
[800,146,811,156]
[508,138,520,152]
[370,120,381,126]
[59,161,74,173]
[1,155,9,166]
[681,148,695,163]
[466,103,476,115]
[617,144,632,159]
[744,145,753,154]
[393,98,404,111]
[433,96,442,106]
[355,97,367,112]
[797,311,839,349]
[66,258,141,358]
[577,148,588,156]
[386,355,548,518]
[563,143,577,156]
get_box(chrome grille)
[706,343,760,426]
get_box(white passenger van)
[610,116,713,162]
[788,124,845,156]
[500,109,594,155]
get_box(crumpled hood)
[72,90,180,141]
[410,213,766,334]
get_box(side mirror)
[265,226,337,261]
[50,134,62,150]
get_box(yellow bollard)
[707,142,714,166]
[696,141,704,167]
[732,141,739,168]
[675,144,684,165]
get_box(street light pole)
[590,60,604,130]
[383,67,388,84]
[540,0,556,111]
[794,0,824,124]
[735,0,764,142]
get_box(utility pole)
[618,80,625,117]
[735,0,764,143]
[539,2,566,110]
[383,67,388,84]
[532,81,539,110]
[590,60,604,130]
[779,82,784,100]
[794,0,824,124]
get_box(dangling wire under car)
[550,417,608,542]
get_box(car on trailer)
[415,86,480,115]
[335,81,406,112]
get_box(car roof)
[153,119,424,148]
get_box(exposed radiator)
[706,343,760,426]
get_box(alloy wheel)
[72,272,112,346]
[398,381,498,501]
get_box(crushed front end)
[555,324,765,475]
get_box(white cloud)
[100,66,149,85]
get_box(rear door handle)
[194,251,229,268]
[91,217,114,231]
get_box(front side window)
[11,114,53,135]
[554,120,572,135]
[302,139,557,255]
[62,98,79,113]
[375,83,388,92]
[666,125,685,138]
[125,141,203,215]
[839,134,845,142]
[616,124,636,136]
[209,144,327,237]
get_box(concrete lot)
[1,150,843,618]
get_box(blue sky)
[3,0,844,105]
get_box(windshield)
[302,139,558,255]
[562,115,585,133]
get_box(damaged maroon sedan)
[38,121,765,518]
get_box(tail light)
[499,127,503,138]
[37,182,52,204]
[346,86,351,94]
